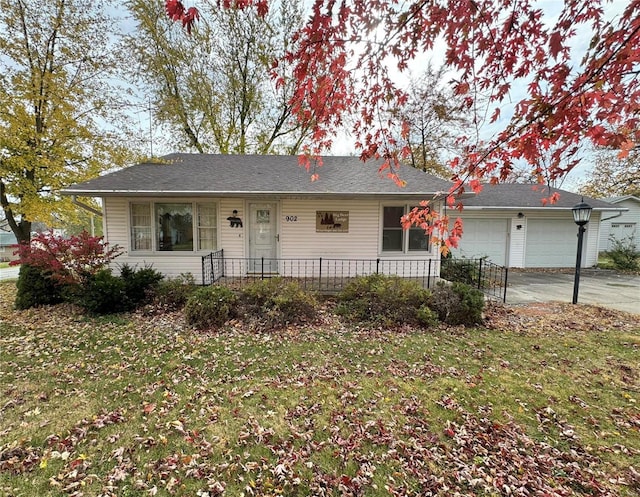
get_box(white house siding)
[509,217,526,268]
[279,199,379,259]
[102,196,441,283]
[598,198,640,252]
[219,198,245,258]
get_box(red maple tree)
[164,0,640,251]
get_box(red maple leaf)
[165,0,185,21]
[256,0,268,17]
[182,7,200,34]
[165,1,199,33]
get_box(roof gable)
[62,154,454,197]
[604,195,640,205]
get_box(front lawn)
[1,281,639,496]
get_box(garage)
[451,218,509,266]
[609,222,636,248]
[525,218,578,267]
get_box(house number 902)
[285,215,298,222]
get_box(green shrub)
[154,273,198,310]
[239,277,318,330]
[416,304,439,328]
[119,264,164,307]
[606,236,639,271]
[429,281,484,326]
[440,257,482,286]
[14,264,64,309]
[74,269,129,315]
[185,285,238,329]
[336,273,431,327]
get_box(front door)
[248,202,278,273]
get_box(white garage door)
[451,218,508,266]
[609,223,637,250]
[525,219,578,267]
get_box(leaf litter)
[1,282,639,496]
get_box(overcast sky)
[116,1,629,192]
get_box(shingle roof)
[460,183,619,210]
[61,154,454,197]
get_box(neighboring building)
[448,183,620,268]
[62,154,454,283]
[598,195,640,252]
[0,231,18,262]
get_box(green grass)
[1,281,639,496]
[0,262,13,269]
[597,252,617,270]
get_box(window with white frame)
[197,203,217,250]
[130,201,217,252]
[382,205,430,253]
[131,203,152,251]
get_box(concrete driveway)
[506,269,640,314]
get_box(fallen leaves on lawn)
[485,301,640,335]
[1,281,639,496]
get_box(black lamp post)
[571,198,592,304]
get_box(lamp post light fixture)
[571,198,593,304]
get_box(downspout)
[600,210,625,222]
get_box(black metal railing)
[440,257,508,302]
[202,249,225,285]
[202,252,509,301]
[202,253,438,293]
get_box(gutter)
[62,190,465,200]
[71,195,102,217]
[600,209,627,222]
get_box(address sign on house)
[316,211,349,233]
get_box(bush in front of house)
[12,230,123,310]
[185,285,238,329]
[440,255,483,287]
[429,281,485,326]
[238,277,318,330]
[154,273,199,310]
[14,264,65,309]
[119,264,164,307]
[72,269,130,315]
[606,236,639,271]
[416,303,439,328]
[71,265,164,315]
[336,273,432,327]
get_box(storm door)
[248,203,278,273]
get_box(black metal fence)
[440,257,508,302]
[203,250,438,293]
[202,251,508,301]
